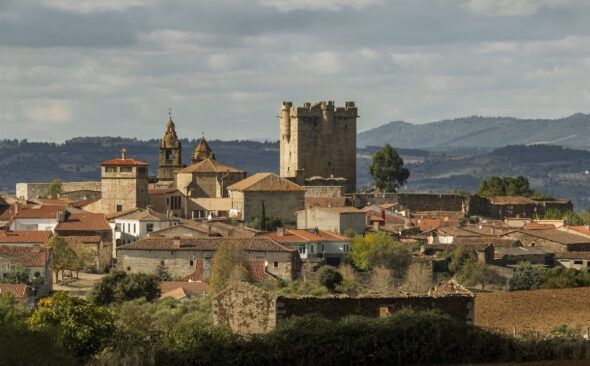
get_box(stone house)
[148,188,185,218]
[494,246,555,266]
[8,203,67,231]
[109,208,179,246]
[555,252,590,270]
[296,206,365,235]
[264,228,352,266]
[176,158,246,200]
[116,237,299,280]
[0,245,52,296]
[213,281,474,335]
[503,228,590,253]
[228,173,305,225]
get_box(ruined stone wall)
[396,193,466,212]
[280,101,357,193]
[16,182,101,200]
[504,232,568,253]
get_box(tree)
[476,175,551,199]
[543,209,583,226]
[369,144,410,192]
[71,244,95,278]
[506,262,542,291]
[1,264,30,284]
[209,241,252,294]
[44,178,63,199]
[469,263,504,290]
[155,261,171,281]
[90,271,161,305]
[28,292,115,360]
[315,266,343,292]
[44,236,77,283]
[448,246,475,274]
[351,232,411,277]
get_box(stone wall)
[59,190,101,201]
[396,193,466,212]
[235,191,305,225]
[280,101,357,193]
[213,282,475,335]
[101,166,149,214]
[303,186,343,198]
[16,181,101,200]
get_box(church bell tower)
[158,110,184,182]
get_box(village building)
[213,281,474,335]
[228,173,305,225]
[147,188,185,218]
[61,236,111,272]
[494,246,555,266]
[109,208,179,245]
[503,228,590,253]
[0,245,52,296]
[264,228,352,266]
[160,281,208,301]
[296,206,365,235]
[555,252,590,270]
[0,284,34,304]
[116,237,299,280]
[147,220,257,239]
[8,203,67,231]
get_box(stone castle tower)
[100,148,149,214]
[279,101,358,193]
[158,113,184,181]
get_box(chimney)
[277,227,284,237]
[172,237,181,248]
[56,210,65,223]
[208,225,212,237]
[14,202,19,215]
[314,226,319,235]
[121,147,127,159]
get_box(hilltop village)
[1,101,590,338]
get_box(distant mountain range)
[358,113,590,149]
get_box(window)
[298,245,306,254]
[189,259,194,267]
[105,166,117,173]
[321,244,325,252]
[310,245,314,254]
[115,223,121,232]
[116,239,121,245]
[116,205,123,212]
[138,167,147,175]
[146,223,154,233]
[121,167,132,173]
[133,224,137,234]
[126,267,131,271]
[273,261,278,268]
[574,260,583,265]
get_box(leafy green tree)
[91,271,161,305]
[506,262,542,291]
[44,178,63,199]
[28,292,115,360]
[44,236,77,283]
[543,209,584,226]
[209,241,252,294]
[351,232,411,277]
[155,261,171,281]
[477,175,551,198]
[1,264,30,284]
[71,244,95,278]
[315,266,343,292]
[369,144,410,192]
[448,246,475,274]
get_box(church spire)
[191,133,214,163]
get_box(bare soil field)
[475,287,590,334]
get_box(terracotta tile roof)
[71,197,101,209]
[160,281,209,296]
[0,246,50,267]
[523,223,556,230]
[461,225,515,236]
[100,158,148,167]
[426,243,491,251]
[109,208,174,222]
[177,158,244,174]
[452,237,521,247]
[249,259,270,282]
[490,196,537,205]
[265,229,350,243]
[55,212,110,232]
[304,196,348,209]
[227,173,304,192]
[0,284,29,298]
[435,226,479,237]
[569,226,590,237]
[378,203,397,210]
[0,230,52,243]
[181,259,205,282]
[118,237,294,252]
[33,198,71,205]
[13,204,67,219]
[61,236,102,244]
[518,229,590,245]
[555,252,590,260]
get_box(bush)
[91,271,161,305]
[507,262,543,291]
[351,232,411,276]
[315,266,343,292]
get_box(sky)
[1,0,590,142]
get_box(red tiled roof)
[227,173,304,192]
[570,226,590,237]
[265,229,350,243]
[61,236,102,244]
[13,204,66,219]
[523,223,555,230]
[71,197,101,208]
[100,158,148,167]
[177,158,244,174]
[118,237,294,252]
[181,259,205,282]
[249,259,270,282]
[0,230,52,243]
[518,229,590,245]
[34,199,70,205]
[0,284,29,298]
[160,281,209,295]
[0,246,50,267]
[55,212,111,232]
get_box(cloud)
[23,100,73,124]
[391,52,440,69]
[290,51,345,75]
[456,0,584,17]
[257,0,384,12]
[39,0,150,14]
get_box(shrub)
[91,271,161,305]
[351,232,411,276]
[315,266,343,292]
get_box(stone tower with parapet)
[279,101,357,193]
[100,148,150,215]
[158,112,184,181]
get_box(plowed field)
[475,287,590,334]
